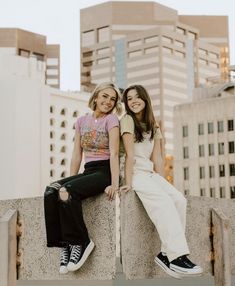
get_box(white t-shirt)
[120,114,162,173]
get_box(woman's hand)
[119,184,132,193]
[104,185,118,201]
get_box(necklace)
[93,112,106,123]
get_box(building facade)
[0,28,60,88]
[80,1,229,155]
[173,83,235,199]
[0,51,90,200]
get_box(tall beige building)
[173,83,235,199]
[80,1,229,156]
[0,28,60,88]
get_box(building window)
[199,166,205,179]
[128,50,142,58]
[209,166,215,178]
[60,159,66,166]
[60,108,66,116]
[61,121,67,128]
[208,122,214,134]
[208,143,214,156]
[97,26,110,43]
[176,27,185,35]
[50,144,54,152]
[229,141,235,153]
[19,49,30,57]
[183,147,189,159]
[82,30,95,47]
[50,170,54,177]
[218,142,224,155]
[60,146,66,153]
[182,125,188,137]
[210,188,216,198]
[198,123,204,135]
[199,145,204,157]
[219,164,225,177]
[188,31,196,40]
[73,111,78,118]
[184,189,189,196]
[50,106,55,113]
[60,133,66,140]
[50,131,54,139]
[50,157,54,164]
[50,118,54,126]
[229,164,235,176]
[61,171,66,178]
[220,187,226,198]
[183,167,189,180]
[217,121,224,133]
[228,119,234,131]
[200,188,206,196]
[231,186,235,198]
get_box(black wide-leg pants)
[44,159,111,247]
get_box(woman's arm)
[151,138,164,176]
[70,131,83,176]
[104,126,120,200]
[120,132,134,192]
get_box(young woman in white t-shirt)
[120,84,203,279]
[44,82,122,274]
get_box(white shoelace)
[70,245,82,263]
[60,247,69,265]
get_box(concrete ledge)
[0,209,17,286]
[0,195,116,280]
[120,191,235,279]
[212,208,231,286]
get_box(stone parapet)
[0,195,116,280]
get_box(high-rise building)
[179,15,230,79]
[0,48,90,200]
[80,1,229,156]
[173,81,235,199]
[0,28,60,88]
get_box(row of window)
[183,141,235,158]
[184,186,235,199]
[50,157,67,166]
[50,106,78,118]
[50,132,75,142]
[182,119,234,137]
[128,46,185,59]
[183,163,235,180]
[50,170,67,178]
[50,119,76,129]
[50,145,68,153]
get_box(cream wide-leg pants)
[132,170,189,262]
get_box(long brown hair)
[122,85,158,142]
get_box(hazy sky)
[0,0,234,90]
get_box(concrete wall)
[0,193,235,282]
[0,195,116,280]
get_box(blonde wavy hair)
[88,82,122,115]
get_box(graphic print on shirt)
[80,125,109,156]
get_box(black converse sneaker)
[59,246,71,274]
[170,255,203,275]
[154,252,182,279]
[67,239,95,272]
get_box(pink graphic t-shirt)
[76,113,119,163]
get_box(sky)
[0,0,234,91]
